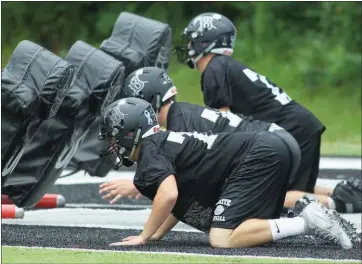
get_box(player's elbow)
[163,190,178,204]
[158,175,178,203]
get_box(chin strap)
[155,94,161,119]
[128,128,141,162]
[187,41,217,69]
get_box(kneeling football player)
[98,97,354,249]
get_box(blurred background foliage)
[1,2,361,155]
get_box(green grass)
[2,247,358,264]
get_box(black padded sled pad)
[1,40,75,120]
[1,40,74,178]
[100,12,172,75]
[64,41,125,116]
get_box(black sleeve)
[202,57,233,109]
[166,103,186,132]
[134,142,176,200]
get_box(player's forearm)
[140,193,177,240]
[153,214,179,239]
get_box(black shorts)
[273,129,302,189]
[211,132,291,229]
[289,132,322,193]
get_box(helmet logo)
[193,16,217,32]
[162,72,172,84]
[128,75,148,95]
[230,35,236,48]
[144,110,154,125]
[106,108,126,127]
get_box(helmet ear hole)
[201,41,210,47]
[118,120,124,129]
[126,129,135,138]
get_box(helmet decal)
[161,72,173,84]
[128,69,148,95]
[144,109,154,125]
[193,15,217,32]
[142,124,160,139]
[230,35,236,48]
[105,107,126,127]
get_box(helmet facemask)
[174,33,190,65]
[99,124,139,169]
[175,30,217,69]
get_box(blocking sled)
[68,12,172,178]
[1,40,74,181]
[100,12,172,76]
[4,41,125,208]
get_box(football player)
[174,12,361,214]
[98,97,354,249]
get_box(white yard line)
[2,245,360,263]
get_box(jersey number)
[243,68,292,105]
[201,108,242,127]
[167,131,217,149]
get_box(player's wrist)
[149,233,162,241]
[139,231,152,241]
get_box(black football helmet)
[120,67,177,115]
[174,13,237,69]
[99,97,160,169]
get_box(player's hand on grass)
[109,235,147,246]
[99,179,143,204]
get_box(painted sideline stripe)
[2,245,360,263]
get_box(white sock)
[268,217,306,241]
[327,197,336,210]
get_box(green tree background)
[1,2,361,155]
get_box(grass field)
[2,247,359,264]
